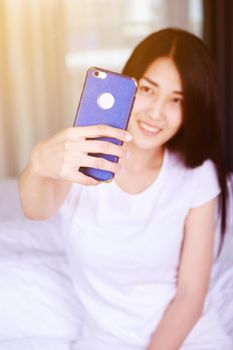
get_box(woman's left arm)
[147,197,218,350]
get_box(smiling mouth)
[138,121,162,136]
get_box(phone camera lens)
[94,71,99,77]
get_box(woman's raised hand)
[29,125,132,186]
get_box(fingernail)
[125,133,133,142]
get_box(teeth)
[139,122,161,133]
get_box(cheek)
[166,105,183,129]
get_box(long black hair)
[122,28,230,255]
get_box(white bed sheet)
[0,179,82,346]
[0,177,232,349]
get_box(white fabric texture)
[59,149,233,349]
[0,170,232,349]
[0,180,81,343]
[0,339,73,350]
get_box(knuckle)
[64,127,74,138]
[94,157,105,168]
[63,153,71,165]
[58,164,67,179]
[100,141,110,153]
[62,141,71,152]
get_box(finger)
[74,172,102,186]
[78,140,128,158]
[63,125,133,143]
[61,167,101,186]
[77,154,122,174]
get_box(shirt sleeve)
[190,159,221,208]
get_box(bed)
[0,177,232,349]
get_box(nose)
[145,97,165,121]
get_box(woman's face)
[128,57,184,151]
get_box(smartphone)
[73,66,138,182]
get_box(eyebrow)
[142,76,184,96]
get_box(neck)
[121,143,165,174]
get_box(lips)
[138,121,162,136]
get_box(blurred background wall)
[0,0,225,179]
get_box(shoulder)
[168,150,216,176]
[190,159,220,208]
[193,158,218,180]
[167,151,220,208]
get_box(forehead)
[142,57,182,91]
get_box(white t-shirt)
[60,149,232,350]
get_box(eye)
[172,97,183,105]
[139,85,153,94]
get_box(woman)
[19,28,232,349]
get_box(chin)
[130,133,162,151]
[129,124,162,150]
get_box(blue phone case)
[73,67,138,182]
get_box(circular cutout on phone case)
[97,92,115,109]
